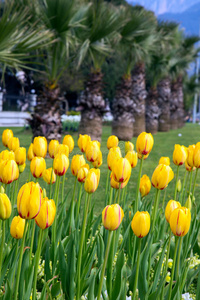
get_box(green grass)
[0,123,200,215]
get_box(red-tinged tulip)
[30,157,46,178]
[27,143,34,161]
[85,141,100,162]
[125,141,134,154]
[71,154,86,176]
[136,132,154,156]
[84,168,100,193]
[110,172,130,189]
[17,182,42,219]
[57,144,69,157]
[78,134,91,153]
[0,150,15,161]
[186,145,195,167]
[193,142,200,168]
[139,175,151,197]
[53,153,69,176]
[112,158,131,183]
[8,137,20,152]
[137,153,149,160]
[43,168,56,184]
[102,204,124,231]
[107,135,119,150]
[169,207,191,236]
[35,197,56,229]
[2,129,13,148]
[107,147,122,171]
[77,166,89,183]
[159,157,170,166]
[48,140,59,158]
[92,150,103,168]
[15,147,26,165]
[131,211,150,238]
[173,144,188,166]
[10,216,25,239]
[125,151,138,168]
[165,200,181,223]
[0,193,12,220]
[33,136,47,158]
[151,164,174,190]
[63,135,74,153]
[0,159,19,184]
[185,161,195,172]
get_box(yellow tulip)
[71,154,86,176]
[169,207,191,236]
[14,147,26,165]
[10,215,25,239]
[136,132,154,156]
[187,145,195,167]
[92,150,103,168]
[63,135,74,153]
[173,144,188,166]
[85,141,100,162]
[0,159,19,184]
[77,166,89,183]
[137,153,149,160]
[84,168,100,193]
[193,142,200,168]
[165,200,181,223]
[139,175,151,197]
[8,137,20,152]
[110,172,130,189]
[107,135,119,150]
[33,136,47,158]
[19,163,26,173]
[43,168,56,184]
[27,143,34,161]
[131,211,150,238]
[0,193,12,220]
[2,129,13,148]
[48,140,59,158]
[35,197,56,229]
[102,204,124,231]
[112,158,131,183]
[125,151,138,168]
[57,144,69,157]
[159,157,170,166]
[53,153,69,176]
[30,157,46,178]
[185,161,195,172]
[151,164,174,190]
[125,141,134,154]
[17,182,42,219]
[0,150,15,161]
[107,147,122,171]
[78,134,91,153]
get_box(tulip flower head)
[173,144,188,166]
[107,135,119,149]
[131,211,150,238]
[137,153,149,160]
[15,147,26,165]
[92,150,103,168]
[85,141,100,163]
[33,136,47,158]
[169,207,191,236]
[165,200,181,223]
[187,145,195,167]
[53,153,69,176]
[30,157,46,178]
[57,144,69,157]
[125,141,134,154]
[71,154,86,176]
[35,197,56,229]
[110,172,129,189]
[84,168,100,193]
[112,157,131,183]
[0,159,19,184]
[48,140,59,158]
[107,147,122,171]
[0,150,15,161]
[43,168,56,184]
[139,174,151,197]
[125,150,138,168]
[78,134,91,153]
[8,137,20,152]
[159,157,170,166]
[151,164,174,190]
[102,204,124,231]
[2,129,13,148]
[0,193,12,220]
[136,132,154,156]
[10,215,25,239]
[185,161,195,172]
[193,142,200,168]
[63,135,74,153]
[27,143,34,161]
[77,166,89,183]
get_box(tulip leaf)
[59,242,68,297]
[81,237,97,281]
[87,268,96,300]
[69,243,76,299]
[0,242,16,287]
[148,273,166,300]
[4,279,12,300]
[92,214,102,236]
[117,265,127,300]
[196,264,200,300]
[18,248,29,300]
[97,233,104,268]
[111,250,124,300]
[185,267,199,291]
[51,281,61,298]
[24,266,34,300]
[40,282,47,300]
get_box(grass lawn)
[0,123,200,215]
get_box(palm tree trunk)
[132,63,147,136]
[146,87,160,134]
[177,76,185,128]
[112,76,134,141]
[157,77,171,132]
[78,71,106,142]
[170,77,185,129]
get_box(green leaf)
[59,242,68,296]
[111,250,124,300]
[51,281,61,298]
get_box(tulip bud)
[53,153,69,176]
[43,188,47,198]
[107,135,119,149]
[125,151,138,168]
[30,157,46,178]
[131,211,150,238]
[78,134,91,153]
[151,164,174,190]
[2,129,13,147]
[10,215,25,239]
[0,193,12,220]
[27,143,34,161]
[136,132,154,156]
[169,207,191,236]
[0,186,5,194]
[173,144,188,166]
[102,204,124,231]
[85,141,100,163]
[63,135,74,153]
[57,144,69,157]
[0,159,19,184]
[107,147,122,171]
[77,166,89,183]
[48,140,59,158]
[165,200,181,223]
[84,168,100,193]
[112,158,131,183]
[8,137,20,152]
[14,147,26,165]
[92,150,103,168]
[0,150,15,161]
[71,154,86,176]
[35,197,56,229]
[184,196,192,210]
[187,145,195,167]
[139,175,151,197]
[17,182,42,219]
[19,163,26,173]
[125,141,134,154]
[110,172,129,189]
[159,157,170,166]
[43,168,56,184]
[193,142,200,168]
[33,136,47,158]
[177,179,181,192]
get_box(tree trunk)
[157,78,171,132]
[112,76,135,141]
[177,76,185,128]
[29,85,66,142]
[170,77,184,130]
[132,63,147,136]
[146,87,160,134]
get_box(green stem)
[167,237,179,300]
[162,189,167,212]
[61,173,66,203]
[135,156,144,212]
[132,238,142,300]
[113,189,118,204]
[188,171,193,196]
[97,230,113,300]
[69,177,77,234]
[76,193,90,300]
[117,187,121,204]
[0,221,5,279]
[151,189,160,234]
[28,168,31,182]
[29,221,36,263]
[14,221,28,300]
[13,178,19,206]
[174,165,179,201]
[176,237,183,280]
[75,183,83,225]
[105,169,110,195]
[52,176,60,244]
[182,172,190,204]
[180,169,187,205]
[161,230,172,299]
[32,229,44,300]
[191,168,198,204]
[108,187,113,206]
